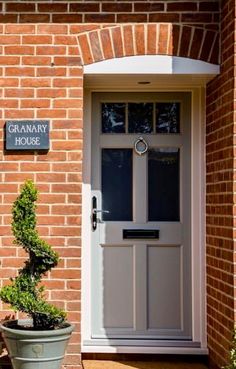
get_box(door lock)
[92,196,109,231]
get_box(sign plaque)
[6,120,49,150]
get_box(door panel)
[103,245,134,329]
[91,92,191,342]
[147,245,182,330]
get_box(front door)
[91,92,192,344]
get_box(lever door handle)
[92,196,109,231]
[93,209,109,214]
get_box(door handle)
[92,196,109,231]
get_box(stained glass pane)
[156,103,180,133]
[102,103,126,133]
[128,103,153,133]
[102,149,132,221]
[148,148,180,221]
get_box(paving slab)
[83,360,208,369]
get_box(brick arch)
[78,23,219,66]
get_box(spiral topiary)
[224,330,236,369]
[0,180,66,330]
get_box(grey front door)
[91,92,192,343]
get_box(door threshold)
[82,345,208,355]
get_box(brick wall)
[0,1,219,27]
[0,24,83,369]
[0,1,223,369]
[206,0,235,367]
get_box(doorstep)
[82,361,208,369]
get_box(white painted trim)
[82,86,207,354]
[84,55,219,75]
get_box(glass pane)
[156,103,180,133]
[128,103,153,133]
[148,148,179,221]
[102,103,126,133]
[102,149,132,221]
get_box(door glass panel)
[128,103,153,133]
[156,103,180,133]
[148,148,180,221]
[102,149,132,221]
[102,103,126,133]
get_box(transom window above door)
[101,102,180,134]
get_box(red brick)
[181,13,212,23]
[36,46,66,56]
[53,99,82,109]
[22,35,52,44]
[167,2,197,11]
[179,26,192,58]
[0,35,20,44]
[52,184,81,193]
[6,3,35,12]
[22,56,51,66]
[102,3,132,12]
[97,29,112,60]
[0,99,18,108]
[172,25,181,56]
[149,13,180,22]
[0,14,17,22]
[37,25,68,35]
[54,36,77,45]
[84,14,115,23]
[123,25,134,57]
[199,2,219,12]
[0,56,20,65]
[52,14,82,23]
[19,14,50,23]
[0,78,18,87]
[5,25,35,34]
[189,28,204,60]
[158,24,169,54]
[5,46,34,55]
[134,3,164,12]
[20,99,50,109]
[78,34,93,65]
[53,57,82,66]
[70,4,100,12]
[117,14,147,23]
[37,67,66,77]
[37,109,67,119]
[53,78,82,88]
[147,24,157,55]
[135,24,145,55]
[5,88,33,98]
[20,163,50,172]
[5,67,35,77]
[200,30,216,61]
[89,31,103,62]
[38,3,68,13]
[37,88,66,98]
[112,27,124,58]
[21,78,50,88]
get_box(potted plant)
[0,180,74,369]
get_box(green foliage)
[224,330,236,369]
[0,180,66,329]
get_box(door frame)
[82,84,207,354]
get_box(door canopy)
[78,23,219,66]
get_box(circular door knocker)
[134,136,148,156]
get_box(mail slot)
[123,229,159,239]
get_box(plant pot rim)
[0,319,74,338]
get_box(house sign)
[6,120,49,150]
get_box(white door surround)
[82,55,219,355]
